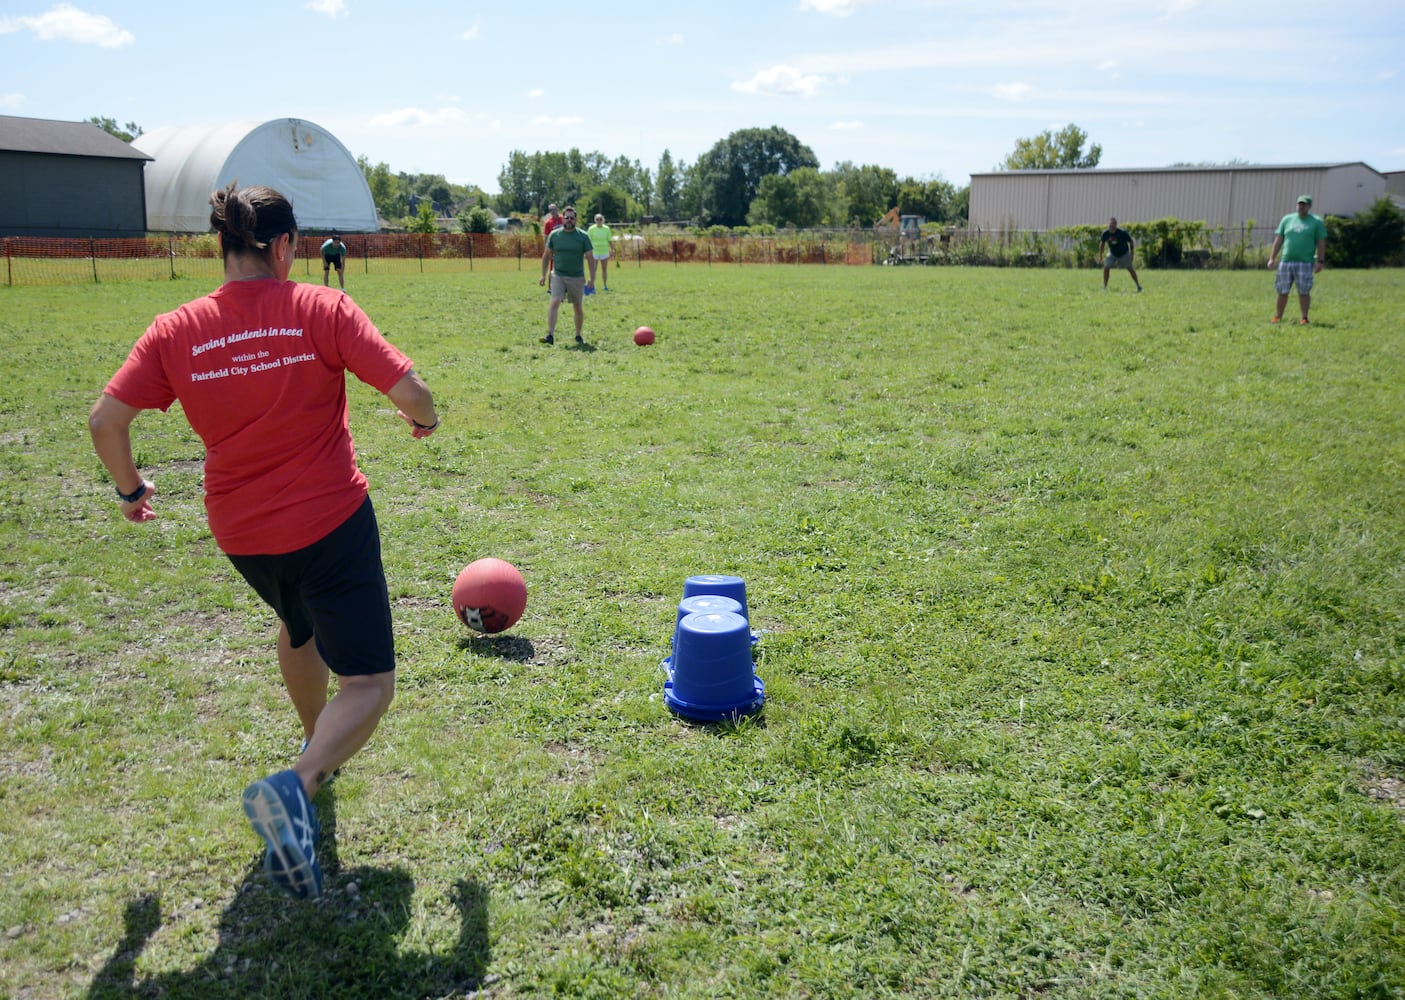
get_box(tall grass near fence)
[2,268,1404,998]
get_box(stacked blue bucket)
[663,574,764,722]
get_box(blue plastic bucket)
[664,610,764,721]
[669,594,745,665]
[682,574,749,620]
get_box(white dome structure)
[134,118,377,233]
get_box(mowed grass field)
[1,264,1403,998]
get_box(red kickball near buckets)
[664,610,764,722]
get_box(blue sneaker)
[242,770,322,899]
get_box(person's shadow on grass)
[85,785,491,999]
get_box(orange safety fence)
[2,232,878,286]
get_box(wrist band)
[413,418,439,431]
[116,482,146,503]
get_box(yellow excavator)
[875,208,928,263]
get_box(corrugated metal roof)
[0,114,151,161]
[970,163,1381,178]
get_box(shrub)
[459,206,495,234]
[1325,198,1405,268]
[1134,217,1207,269]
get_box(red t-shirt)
[104,279,414,555]
[543,214,561,239]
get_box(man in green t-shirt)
[587,214,613,291]
[1267,194,1328,325]
[320,232,347,289]
[1098,217,1142,292]
[538,206,597,345]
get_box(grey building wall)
[968,164,1387,240]
[0,151,149,237]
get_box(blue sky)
[2,0,1402,192]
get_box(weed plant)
[1,266,1403,997]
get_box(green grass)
[2,265,1404,998]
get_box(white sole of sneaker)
[242,780,321,899]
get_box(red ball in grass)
[633,326,655,346]
[453,558,527,633]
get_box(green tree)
[404,173,452,209]
[693,126,819,227]
[896,176,959,223]
[747,167,830,228]
[830,162,898,227]
[86,116,142,142]
[950,185,970,223]
[407,201,437,233]
[358,155,406,224]
[655,150,683,220]
[1001,124,1102,170]
[497,151,534,214]
[581,185,629,225]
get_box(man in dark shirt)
[1099,217,1142,293]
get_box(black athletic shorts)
[227,496,394,677]
[323,254,344,270]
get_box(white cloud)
[0,4,133,48]
[732,64,827,97]
[368,107,470,128]
[1376,69,1396,80]
[527,88,545,99]
[306,0,347,18]
[1,92,25,108]
[992,82,1033,101]
[460,25,479,41]
[531,115,583,127]
[800,0,872,15]
[1097,59,1118,71]
[830,120,863,130]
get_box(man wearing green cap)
[1267,195,1327,325]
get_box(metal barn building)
[0,115,152,238]
[133,119,377,233]
[968,163,1387,238]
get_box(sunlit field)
[2,265,1403,998]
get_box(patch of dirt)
[1363,766,1405,817]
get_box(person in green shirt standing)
[1267,194,1328,325]
[1098,217,1142,292]
[587,213,613,291]
[538,206,597,345]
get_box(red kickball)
[452,558,527,633]
[633,326,655,346]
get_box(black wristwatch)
[116,482,147,503]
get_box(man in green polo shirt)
[538,206,597,345]
[1267,194,1328,325]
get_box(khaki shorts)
[1104,251,1133,269]
[550,273,585,305]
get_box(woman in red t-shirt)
[89,182,440,900]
